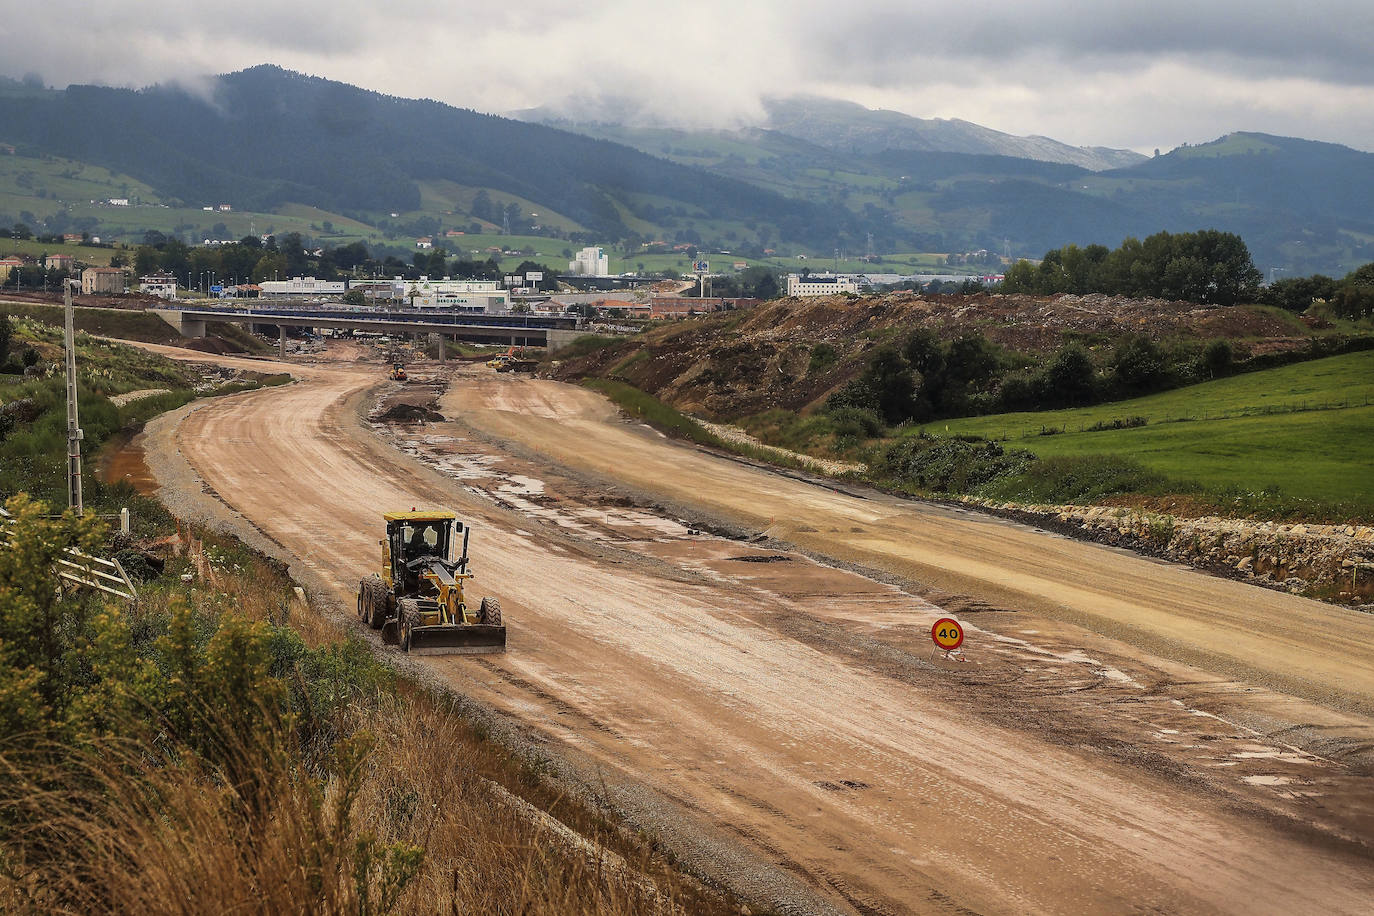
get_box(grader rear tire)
[398,598,423,653]
[479,596,502,627]
[360,576,385,629]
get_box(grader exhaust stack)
[356,511,506,655]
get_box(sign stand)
[930,617,967,662]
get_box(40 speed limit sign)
[930,617,965,651]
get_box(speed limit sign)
[931,617,964,651]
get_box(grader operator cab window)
[399,521,450,562]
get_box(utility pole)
[63,279,84,515]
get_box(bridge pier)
[546,328,583,353]
[149,309,205,338]
[431,332,446,365]
[278,325,287,359]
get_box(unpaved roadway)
[127,345,1374,915]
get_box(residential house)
[81,266,126,295]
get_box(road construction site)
[120,342,1374,915]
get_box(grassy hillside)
[933,351,1374,504]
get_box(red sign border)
[931,617,964,650]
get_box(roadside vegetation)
[0,316,283,511]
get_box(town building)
[0,257,25,283]
[415,237,433,250]
[259,276,348,298]
[786,273,860,297]
[81,266,126,295]
[44,253,75,272]
[139,275,179,299]
[568,246,610,277]
[395,277,509,312]
[348,279,399,303]
[62,233,84,244]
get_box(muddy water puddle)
[98,430,160,494]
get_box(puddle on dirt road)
[98,430,159,494]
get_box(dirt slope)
[552,292,1308,417]
[126,344,1374,915]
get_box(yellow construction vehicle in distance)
[356,510,505,654]
[389,363,408,381]
[486,347,537,373]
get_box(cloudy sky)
[2,0,1372,154]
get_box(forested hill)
[0,66,848,247]
[2,67,1371,276]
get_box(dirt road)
[450,375,1374,717]
[130,346,1374,914]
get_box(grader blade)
[405,623,506,655]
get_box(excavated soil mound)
[376,402,445,423]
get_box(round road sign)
[931,617,964,651]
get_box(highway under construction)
[123,341,1374,916]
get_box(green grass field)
[928,351,1374,504]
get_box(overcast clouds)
[2,0,1372,154]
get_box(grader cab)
[356,510,506,654]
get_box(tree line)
[129,231,560,291]
[1000,229,1263,305]
[828,328,1247,426]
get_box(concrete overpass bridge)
[150,303,587,357]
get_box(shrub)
[1199,339,1233,378]
[983,454,1174,503]
[876,435,1033,493]
[1042,343,1096,406]
[807,342,838,373]
[824,406,884,439]
[1111,335,1167,394]
[1084,416,1148,432]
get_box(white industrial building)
[568,246,610,277]
[139,275,179,299]
[396,277,509,312]
[259,276,348,298]
[786,273,860,297]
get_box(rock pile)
[962,496,1374,606]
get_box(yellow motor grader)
[356,510,506,654]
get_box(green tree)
[279,233,308,277]
[1000,259,1036,293]
[251,252,287,283]
[1043,343,1096,406]
[1111,335,1166,394]
[133,245,161,277]
[1260,275,1337,312]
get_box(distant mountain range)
[515,95,1146,171]
[0,67,1370,277]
